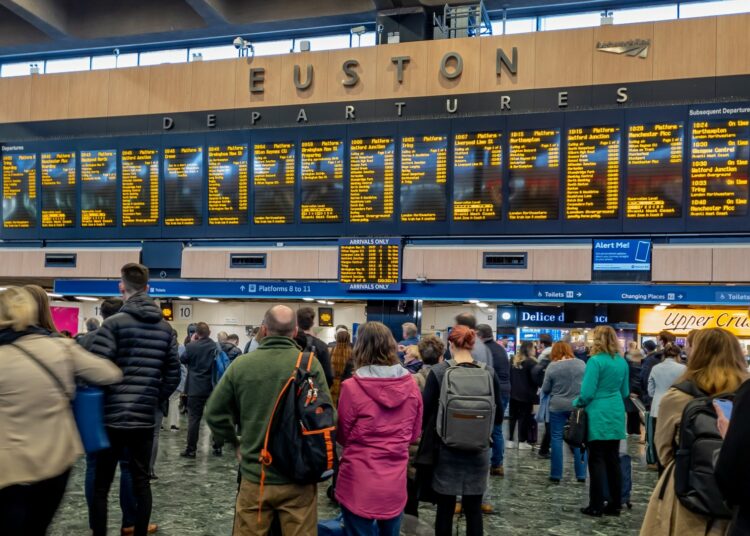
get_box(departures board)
[3,103,750,239]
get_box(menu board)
[41,152,76,228]
[565,126,620,220]
[400,135,448,222]
[339,237,401,290]
[508,129,560,220]
[164,146,203,226]
[349,137,395,223]
[627,122,684,218]
[208,144,248,225]
[2,153,37,229]
[253,142,295,224]
[81,150,117,227]
[300,139,344,222]
[453,132,502,221]
[690,119,750,217]
[121,148,159,226]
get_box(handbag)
[563,407,588,450]
[11,343,110,453]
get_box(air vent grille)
[45,253,77,268]
[482,252,527,269]
[229,253,267,268]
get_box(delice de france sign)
[593,239,651,272]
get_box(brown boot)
[121,524,158,535]
[481,504,494,514]
[490,465,504,477]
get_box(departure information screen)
[508,129,560,220]
[565,126,620,220]
[41,151,76,228]
[627,123,684,218]
[122,148,159,227]
[81,150,117,227]
[400,135,448,222]
[453,132,502,221]
[349,137,395,223]
[2,153,37,229]
[300,139,344,222]
[208,144,248,225]
[164,146,203,226]
[253,141,295,224]
[338,237,401,291]
[690,119,750,217]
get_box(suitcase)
[620,454,633,509]
[631,396,648,425]
[645,412,657,465]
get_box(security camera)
[113,48,120,56]
[233,37,245,49]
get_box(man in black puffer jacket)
[89,263,180,536]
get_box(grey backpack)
[437,360,496,451]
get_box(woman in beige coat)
[640,328,748,536]
[0,287,122,535]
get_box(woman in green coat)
[574,325,629,518]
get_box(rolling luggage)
[620,454,633,509]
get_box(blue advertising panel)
[593,239,651,271]
[519,328,565,342]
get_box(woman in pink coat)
[335,321,424,535]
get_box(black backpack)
[563,407,588,450]
[259,350,337,486]
[668,381,733,519]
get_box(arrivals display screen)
[80,150,116,227]
[453,131,502,221]
[253,141,295,224]
[508,129,560,220]
[2,153,37,229]
[565,126,620,220]
[41,151,76,228]
[208,144,248,225]
[349,137,395,223]
[627,122,684,218]
[690,119,750,217]
[339,238,401,291]
[400,135,448,222]
[300,139,344,222]
[121,148,159,226]
[164,146,203,226]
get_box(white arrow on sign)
[576,292,582,297]
[240,285,245,291]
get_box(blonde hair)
[680,328,748,395]
[591,326,621,357]
[0,287,38,332]
[513,340,536,367]
[23,284,58,334]
[405,345,421,360]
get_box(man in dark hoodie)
[219,332,243,362]
[89,263,180,536]
[181,322,224,458]
[477,324,510,477]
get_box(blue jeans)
[549,410,587,481]
[85,452,136,529]
[341,506,401,536]
[491,394,510,467]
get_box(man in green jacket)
[206,305,330,535]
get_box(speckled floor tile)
[48,420,657,535]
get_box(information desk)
[339,238,401,291]
[80,150,117,228]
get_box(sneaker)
[537,451,551,459]
[212,447,223,457]
[149,472,158,481]
[481,504,494,514]
[577,478,586,483]
[549,478,560,484]
[180,450,196,459]
[170,426,180,432]
[580,506,602,518]
[505,441,516,449]
[518,442,532,450]
[490,465,504,477]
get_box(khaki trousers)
[233,478,317,535]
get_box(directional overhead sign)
[54,279,750,306]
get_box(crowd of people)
[1,264,749,536]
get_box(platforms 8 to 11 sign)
[338,237,402,291]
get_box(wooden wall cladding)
[0,248,140,278]
[651,245,713,282]
[712,246,750,283]
[1,14,747,123]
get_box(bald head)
[262,305,297,338]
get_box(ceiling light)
[501,312,512,321]
[0,287,7,291]
[198,298,219,304]
[47,292,63,298]
[659,303,671,307]
[75,296,99,302]
[303,297,315,302]
[326,301,335,305]
[469,299,480,304]
[177,296,191,300]
[477,302,489,308]
[316,299,327,304]
[654,305,667,311]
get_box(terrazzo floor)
[49,417,658,535]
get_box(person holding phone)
[715,379,750,536]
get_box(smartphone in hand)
[715,398,733,420]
